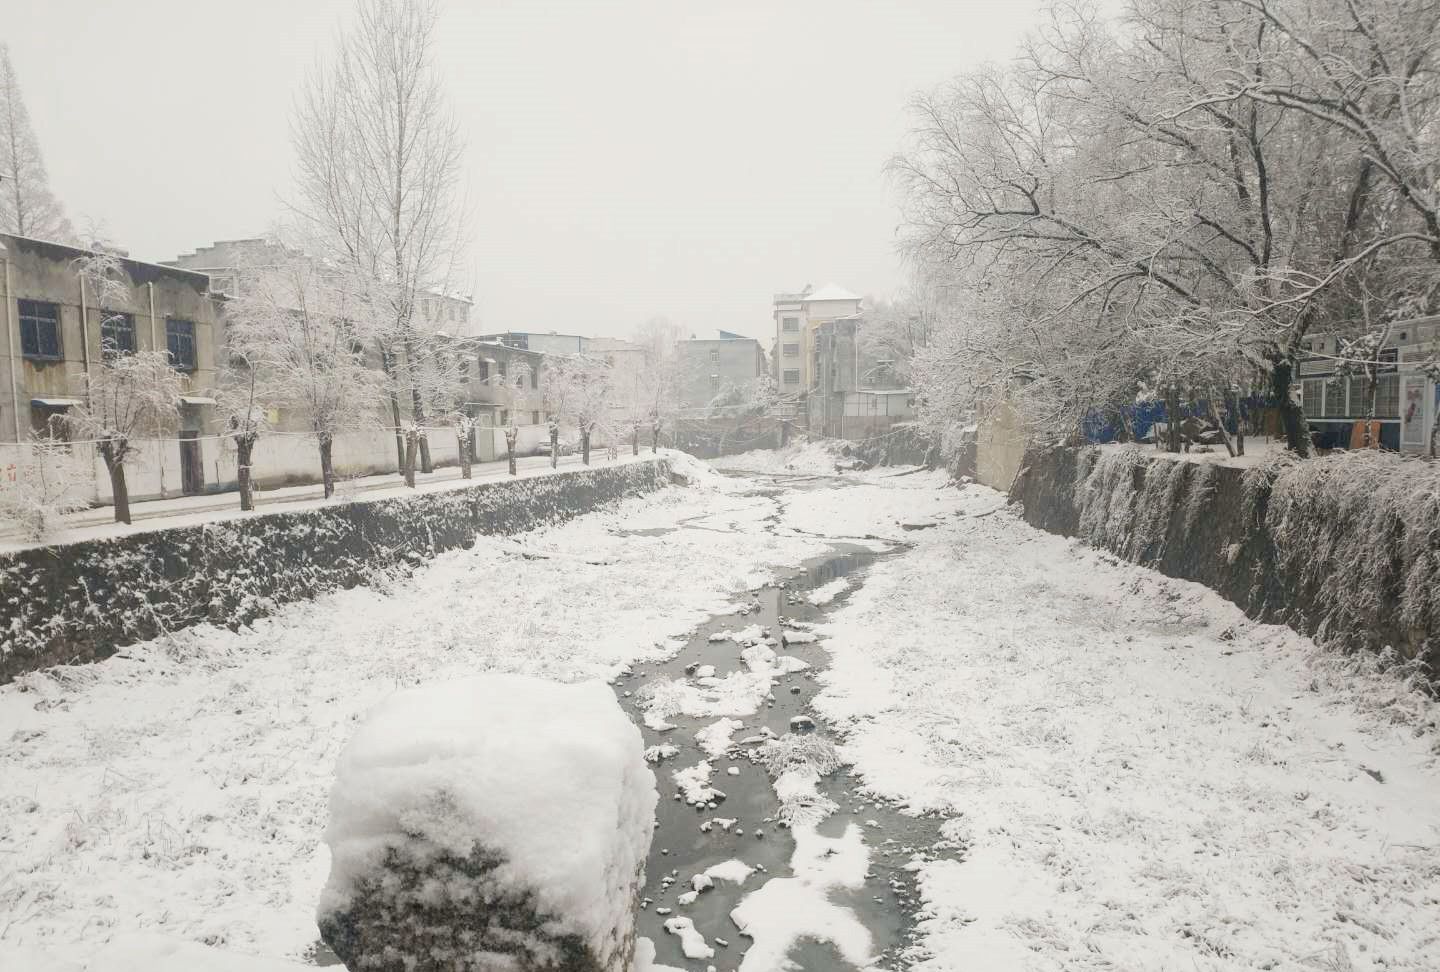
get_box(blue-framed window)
[166,318,196,371]
[19,300,62,360]
[100,312,136,358]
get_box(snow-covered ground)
[2,451,1436,971]
[816,485,1440,971]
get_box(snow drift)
[317,674,657,971]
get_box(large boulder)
[318,675,657,972]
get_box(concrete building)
[476,330,589,356]
[0,233,223,495]
[806,314,914,438]
[675,332,766,410]
[167,238,476,337]
[1297,319,1440,453]
[771,283,862,396]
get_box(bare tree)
[290,0,467,477]
[0,44,73,242]
[68,350,184,524]
[225,261,382,498]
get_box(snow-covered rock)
[318,674,656,972]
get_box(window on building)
[783,368,801,384]
[530,370,537,389]
[478,357,490,381]
[782,343,799,357]
[499,409,509,426]
[1322,377,1346,418]
[709,374,720,389]
[1376,374,1400,418]
[19,300,62,360]
[514,371,525,388]
[531,410,540,425]
[1301,378,1323,417]
[166,318,197,370]
[99,312,136,358]
[781,316,799,332]
[709,348,720,363]
[498,359,508,379]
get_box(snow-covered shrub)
[1075,447,1144,550]
[0,438,90,540]
[1265,450,1440,666]
[759,733,845,826]
[318,675,656,972]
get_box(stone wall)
[1010,447,1440,682]
[0,460,673,683]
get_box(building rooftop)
[804,283,859,302]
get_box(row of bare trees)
[895,0,1440,457]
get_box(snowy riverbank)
[2,454,1435,971]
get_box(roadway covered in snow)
[1,447,1436,971]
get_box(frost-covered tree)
[68,350,183,524]
[894,0,1440,458]
[215,350,270,511]
[0,44,72,242]
[225,261,382,498]
[290,0,467,477]
[629,317,684,452]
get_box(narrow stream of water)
[614,480,953,971]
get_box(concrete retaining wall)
[1010,447,1440,682]
[0,459,673,683]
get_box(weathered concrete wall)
[0,459,673,683]
[1010,447,1440,682]
[976,402,1025,492]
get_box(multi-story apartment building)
[771,283,862,395]
[675,332,766,409]
[0,232,222,494]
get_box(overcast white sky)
[6,0,1044,341]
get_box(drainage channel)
[614,540,954,971]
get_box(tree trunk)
[399,332,434,474]
[404,432,418,488]
[378,345,405,473]
[1231,388,1245,457]
[550,428,559,469]
[107,458,131,525]
[581,430,590,465]
[507,439,517,476]
[1204,392,1236,458]
[1270,357,1311,457]
[1165,386,1181,453]
[632,427,639,456]
[651,424,660,453]
[319,431,336,498]
[237,434,256,511]
[458,432,473,479]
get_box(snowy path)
[2,453,1436,971]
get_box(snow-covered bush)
[318,675,657,972]
[0,438,90,540]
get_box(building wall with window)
[1298,320,1440,453]
[771,284,862,396]
[675,335,764,409]
[0,233,220,445]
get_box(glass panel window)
[531,410,539,425]
[782,343,799,356]
[498,359,507,378]
[100,311,136,358]
[783,369,801,384]
[1322,377,1346,418]
[1301,379,1323,417]
[19,300,62,360]
[478,357,490,381]
[781,317,799,332]
[166,318,197,370]
[1375,374,1400,418]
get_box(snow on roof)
[804,284,859,303]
